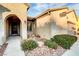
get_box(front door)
[11,22,19,35]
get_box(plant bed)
[21,40,38,51]
[25,45,66,56]
[24,39,66,56]
[23,34,77,56]
[44,40,58,49]
[52,34,77,49]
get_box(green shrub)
[53,34,77,49]
[44,40,58,49]
[21,40,38,51]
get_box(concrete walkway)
[3,36,25,56]
[62,38,79,56]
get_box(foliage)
[44,40,58,49]
[21,40,38,51]
[52,34,77,49]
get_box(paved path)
[3,36,25,56]
[62,38,79,56]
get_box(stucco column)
[21,19,27,40]
[0,13,6,45]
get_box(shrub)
[21,40,38,51]
[44,40,58,49]
[53,34,77,49]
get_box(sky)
[28,3,79,17]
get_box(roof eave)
[24,3,30,11]
[0,5,10,12]
[35,7,69,19]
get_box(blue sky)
[28,3,79,17]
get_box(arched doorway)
[6,15,21,37]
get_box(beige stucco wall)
[67,23,76,35]
[50,9,70,37]
[50,21,68,37]
[0,13,5,45]
[50,9,69,29]
[50,9,78,37]
[67,11,77,23]
[0,3,29,45]
[0,3,28,12]
[36,9,69,39]
[36,9,77,39]
[67,11,77,35]
[36,14,51,39]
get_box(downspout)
[48,11,52,38]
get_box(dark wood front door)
[11,22,19,35]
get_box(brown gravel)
[0,43,8,56]
[25,45,66,56]
[25,36,66,56]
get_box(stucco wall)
[67,11,77,23]
[36,14,51,39]
[67,23,76,35]
[66,11,77,35]
[0,13,5,45]
[36,9,70,39]
[0,3,28,13]
[51,9,69,29]
[4,4,28,40]
[50,9,69,37]
[50,21,68,38]
[2,12,27,40]
[0,4,29,46]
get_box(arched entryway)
[5,14,21,37]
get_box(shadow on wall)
[36,20,68,39]
[36,21,51,39]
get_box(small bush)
[21,40,38,51]
[44,40,58,49]
[53,34,77,49]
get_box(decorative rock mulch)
[26,34,66,56]
[25,45,66,56]
[0,43,8,56]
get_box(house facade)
[0,3,29,45]
[35,8,77,39]
[0,4,78,46]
